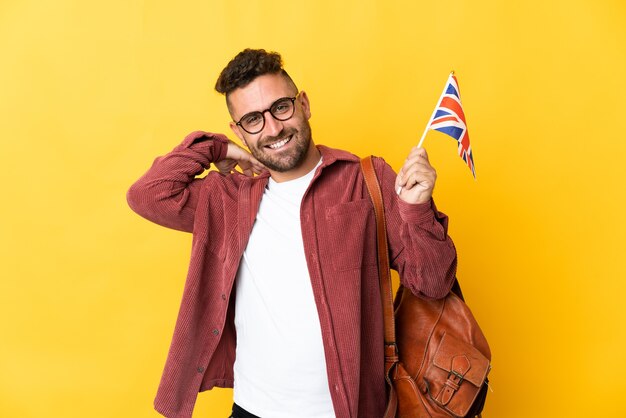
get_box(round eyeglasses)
[235,96,298,134]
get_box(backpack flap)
[424,332,491,417]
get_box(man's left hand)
[395,147,437,205]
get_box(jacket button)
[212,329,220,336]
[197,366,204,373]
[221,294,226,300]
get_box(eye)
[272,99,292,115]
[242,113,263,126]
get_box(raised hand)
[395,147,437,205]
[215,140,266,177]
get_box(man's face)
[228,73,313,173]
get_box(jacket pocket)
[324,198,376,271]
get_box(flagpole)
[397,71,455,195]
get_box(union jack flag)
[427,73,476,178]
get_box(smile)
[266,135,292,150]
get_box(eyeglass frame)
[234,93,300,135]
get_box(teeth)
[268,136,291,149]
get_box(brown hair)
[215,48,297,97]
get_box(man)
[127,49,457,418]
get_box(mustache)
[259,128,297,146]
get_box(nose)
[262,110,283,136]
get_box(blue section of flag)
[445,84,459,98]
[434,109,451,118]
[433,126,464,141]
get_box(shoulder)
[316,144,397,178]
[317,144,360,165]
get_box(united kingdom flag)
[427,73,476,178]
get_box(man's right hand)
[215,140,266,177]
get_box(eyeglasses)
[235,95,298,134]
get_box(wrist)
[182,131,230,162]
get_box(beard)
[248,119,313,173]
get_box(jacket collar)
[317,144,360,166]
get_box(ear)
[298,91,312,120]
[229,121,248,148]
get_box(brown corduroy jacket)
[126,131,457,418]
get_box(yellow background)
[2,0,625,417]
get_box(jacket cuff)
[397,197,436,224]
[181,131,230,162]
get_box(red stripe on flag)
[460,132,470,151]
[439,97,466,123]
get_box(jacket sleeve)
[374,157,457,300]
[126,131,229,233]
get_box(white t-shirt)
[233,159,335,418]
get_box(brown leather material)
[360,156,491,418]
[361,156,396,349]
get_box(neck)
[269,144,321,183]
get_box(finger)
[398,161,434,185]
[402,163,435,178]
[401,153,433,173]
[237,160,253,176]
[398,165,436,188]
[246,155,266,171]
[402,170,435,192]
[217,161,237,174]
[400,162,433,181]
[399,172,434,191]
[406,146,430,162]
[234,149,262,169]
[252,161,267,172]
